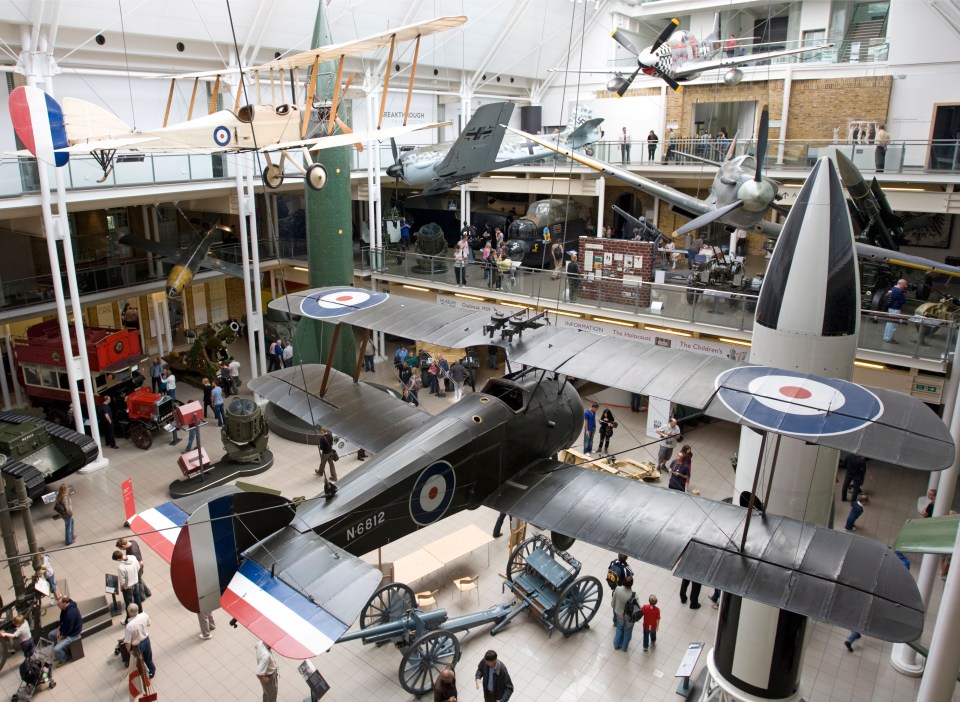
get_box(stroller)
[11,641,55,701]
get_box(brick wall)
[577,237,653,308]
[787,76,892,141]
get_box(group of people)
[619,127,661,164]
[394,345,475,405]
[432,649,514,702]
[267,338,294,371]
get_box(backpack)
[624,594,642,623]
[606,560,623,590]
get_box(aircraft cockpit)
[480,377,529,413]
[236,104,298,123]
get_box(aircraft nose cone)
[386,163,403,178]
[739,179,776,212]
[166,286,180,299]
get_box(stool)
[67,637,84,661]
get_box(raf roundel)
[715,366,883,437]
[300,288,388,319]
[410,461,456,526]
[213,126,231,147]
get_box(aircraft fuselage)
[165,232,215,297]
[706,156,780,230]
[294,371,583,555]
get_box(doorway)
[690,102,758,144]
[929,104,960,171]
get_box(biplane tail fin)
[7,85,69,166]
[169,490,296,615]
[60,96,133,143]
[569,117,604,150]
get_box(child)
[641,594,660,651]
[0,614,34,657]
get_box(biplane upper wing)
[247,363,432,453]
[484,459,923,642]
[269,287,955,471]
[170,16,467,80]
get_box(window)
[208,279,228,323]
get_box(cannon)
[493,534,602,637]
[338,583,512,697]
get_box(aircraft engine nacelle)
[723,68,744,86]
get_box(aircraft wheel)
[306,163,327,191]
[360,583,415,629]
[130,423,152,450]
[550,531,576,551]
[262,164,283,189]
[554,575,603,637]
[398,630,461,696]
[507,534,552,583]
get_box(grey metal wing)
[247,364,431,453]
[485,459,923,642]
[506,329,955,471]
[199,254,244,278]
[119,234,179,259]
[435,102,514,180]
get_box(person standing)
[583,402,599,454]
[448,359,468,401]
[364,338,376,372]
[433,666,458,702]
[202,377,213,418]
[123,603,156,679]
[399,217,412,251]
[98,395,119,449]
[197,612,216,640]
[611,575,637,651]
[48,596,82,663]
[114,549,143,613]
[117,537,150,598]
[475,650,514,702]
[38,547,59,603]
[316,428,338,482]
[668,445,693,492]
[882,279,908,344]
[566,252,581,302]
[454,244,468,287]
[845,492,865,532]
[620,127,631,164]
[840,453,867,501]
[679,578,702,609]
[256,640,279,702]
[272,339,284,372]
[641,594,661,652]
[211,381,225,426]
[229,357,242,388]
[54,484,74,545]
[630,392,643,413]
[150,357,163,393]
[647,130,659,162]
[598,407,617,454]
[875,122,891,172]
[550,241,564,279]
[164,370,177,402]
[0,614,34,658]
[725,34,736,57]
[663,128,674,163]
[282,342,293,368]
[394,343,410,378]
[656,417,681,471]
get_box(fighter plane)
[385,102,603,196]
[123,267,952,670]
[119,224,242,299]
[8,16,465,189]
[552,18,833,94]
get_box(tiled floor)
[0,353,955,702]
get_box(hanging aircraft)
[122,220,954,668]
[385,102,603,196]
[119,224,242,299]
[551,17,833,94]
[8,16,466,189]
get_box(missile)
[835,149,900,249]
[712,158,859,698]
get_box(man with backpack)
[606,553,634,623]
[611,575,639,651]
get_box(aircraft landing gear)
[262,163,283,189]
[306,163,327,190]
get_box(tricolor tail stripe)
[221,559,344,660]
[129,502,187,564]
[171,494,239,614]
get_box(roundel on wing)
[299,287,389,319]
[410,461,456,526]
[213,126,231,147]
[714,366,883,437]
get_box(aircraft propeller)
[674,107,778,237]
[611,19,682,95]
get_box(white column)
[364,71,379,269]
[149,205,162,278]
[595,176,605,236]
[916,523,960,700]
[4,327,21,407]
[161,295,172,350]
[777,66,793,166]
[244,154,265,380]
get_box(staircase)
[839,17,887,62]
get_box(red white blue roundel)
[300,288,388,319]
[410,461,456,526]
[715,366,883,436]
[213,126,231,147]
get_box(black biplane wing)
[267,288,955,471]
[485,459,923,642]
[248,364,431,453]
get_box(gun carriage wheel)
[553,575,602,637]
[398,630,461,696]
[360,583,416,629]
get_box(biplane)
[123,250,953,667]
[9,16,466,189]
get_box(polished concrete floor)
[0,352,955,702]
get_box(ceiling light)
[547,309,582,318]
[488,175,518,179]
[719,337,751,347]
[593,316,635,327]
[883,187,927,192]
[455,293,485,301]
[854,360,886,369]
[290,266,308,272]
[402,285,430,292]
[644,326,692,337]
[497,301,526,309]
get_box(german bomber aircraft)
[8,17,464,189]
[123,274,953,662]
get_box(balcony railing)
[361,247,955,363]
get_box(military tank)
[0,412,98,500]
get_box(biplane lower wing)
[247,364,431,454]
[894,515,960,556]
[268,287,955,471]
[485,459,924,642]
